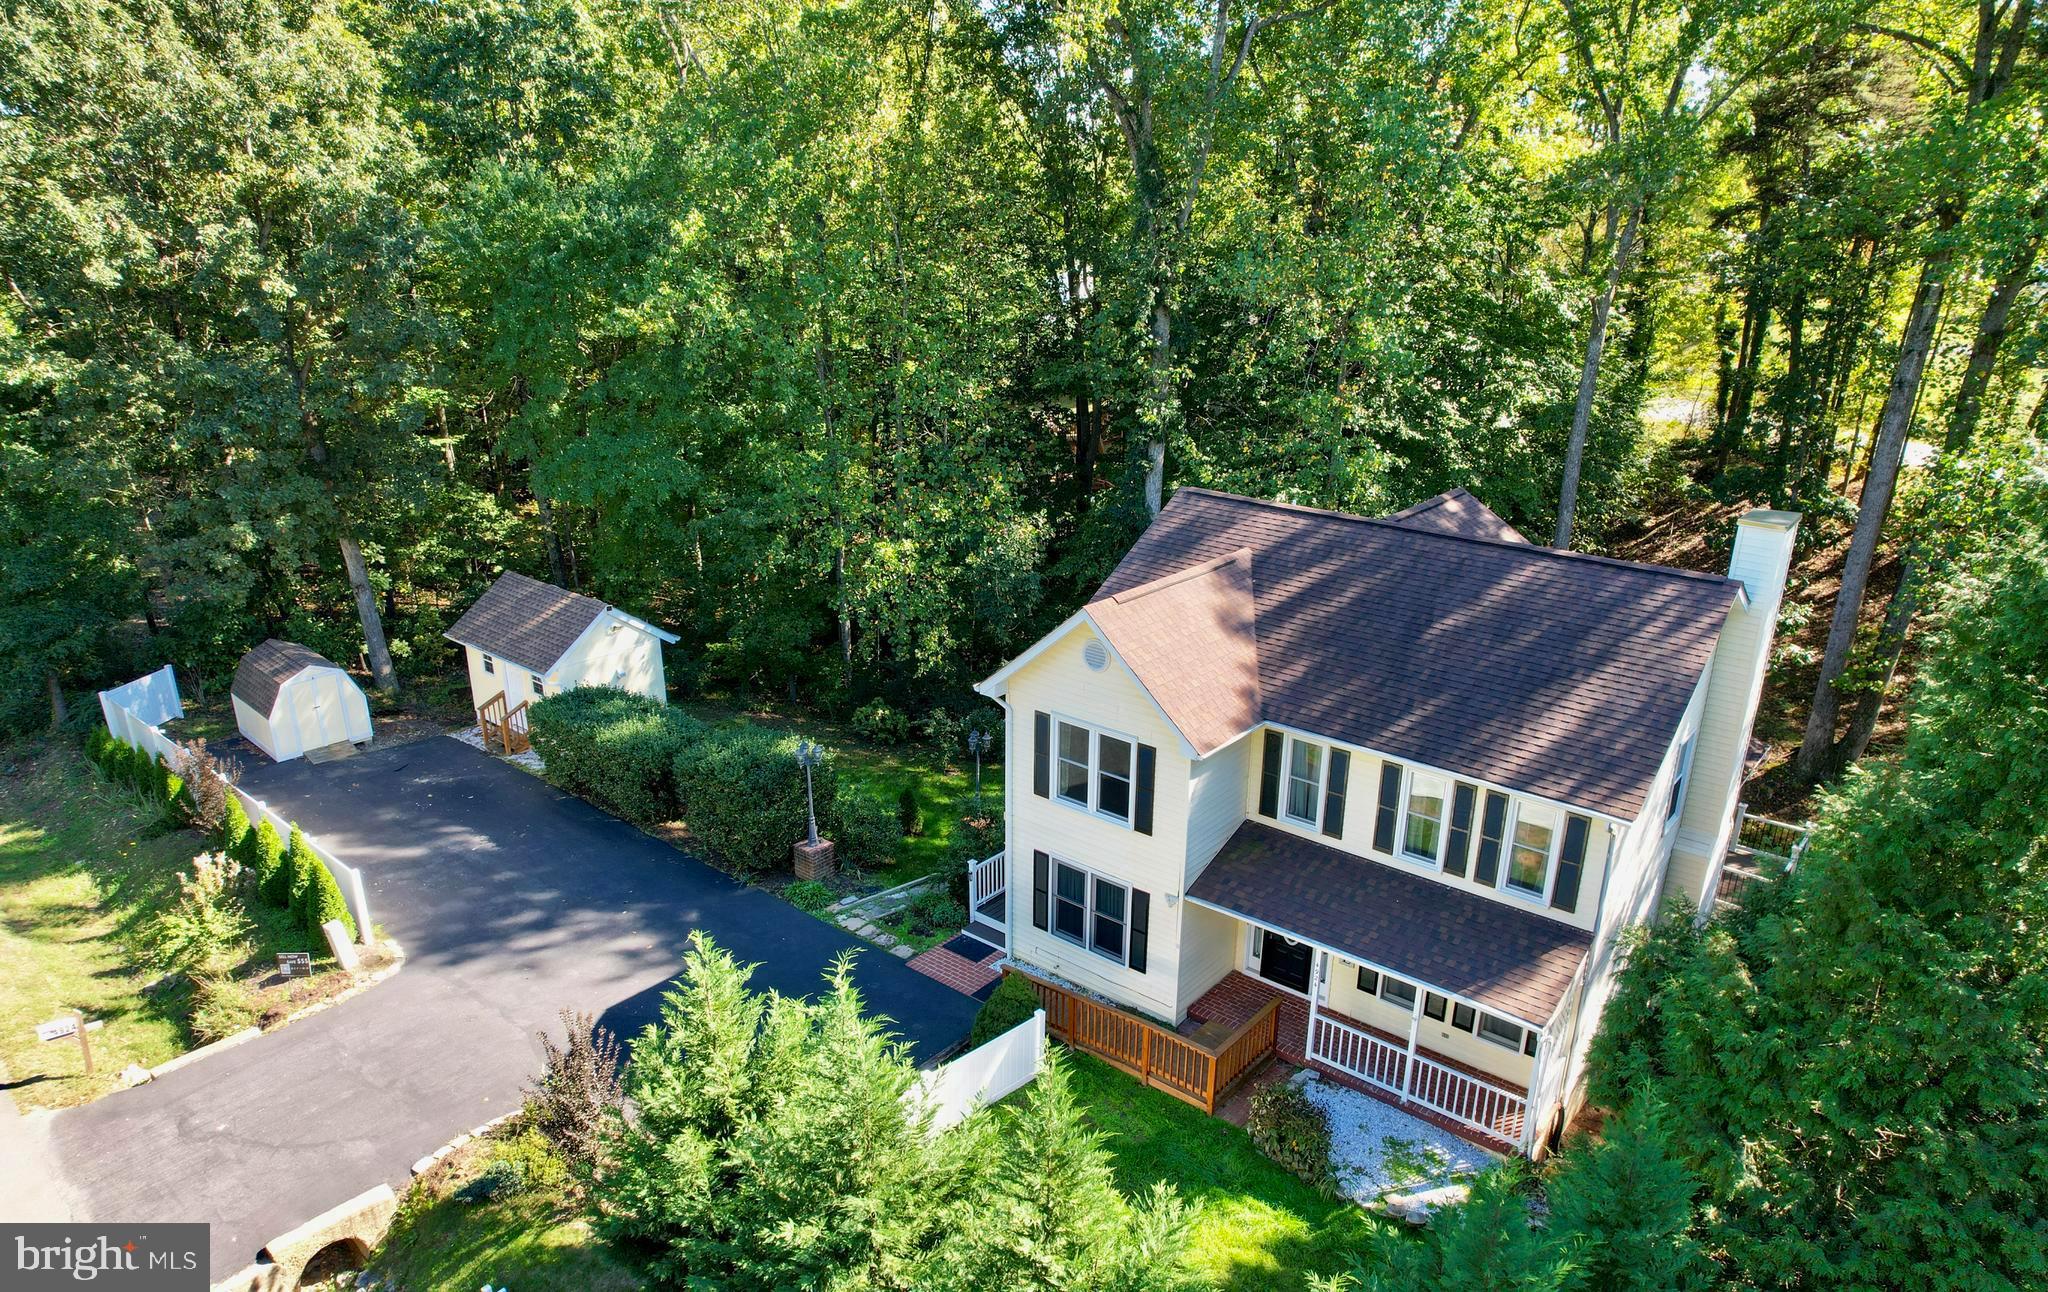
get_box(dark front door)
[1258,932,1313,993]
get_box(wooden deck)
[1011,969,1279,1114]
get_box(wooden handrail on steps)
[1008,968,1279,1113]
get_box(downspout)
[991,695,1017,947]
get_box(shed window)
[1402,772,1448,864]
[482,655,495,675]
[1284,738,1323,825]
[532,678,546,697]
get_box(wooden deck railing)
[1009,969,1278,1113]
[477,693,532,755]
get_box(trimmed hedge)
[528,687,706,825]
[247,819,288,906]
[218,795,252,854]
[969,972,1040,1047]
[833,786,899,869]
[672,726,838,875]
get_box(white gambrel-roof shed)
[231,639,373,762]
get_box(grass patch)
[0,740,340,1107]
[677,699,1003,884]
[1063,1052,1390,1291]
[369,1134,642,1292]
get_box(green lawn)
[677,699,1003,883]
[0,740,336,1107]
[1063,1053,1392,1291]
[368,1138,643,1292]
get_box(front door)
[1258,932,1313,993]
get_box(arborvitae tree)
[1543,1101,1712,1292]
[284,826,318,927]
[968,1051,1192,1292]
[252,820,290,908]
[302,855,356,947]
[218,795,252,855]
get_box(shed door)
[303,673,350,748]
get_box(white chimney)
[1677,509,1800,902]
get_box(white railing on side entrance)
[1307,1010,1528,1147]
[1307,1012,1406,1093]
[969,849,1006,910]
[1406,1052,1527,1147]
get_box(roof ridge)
[1167,487,1737,588]
[1380,487,1473,522]
[1097,545,1252,606]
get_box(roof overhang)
[975,609,1203,760]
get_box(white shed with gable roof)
[231,639,373,762]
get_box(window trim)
[1379,975,1418,1013]
[1665,731,1697,830]
[1047,856,1133,968]
[1499,800,1563,904]
[1048,714,1141,829]
[481,654,495,676]
[1282,735,1325,828]
[1398,769,1451,869]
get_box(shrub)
[896,785,924,836]
[672,726,837,874]
[528,687,705,824]
[831,786,899,869]
[146,852,251,978]
[1246,1080,1335,1192]
[302,851,358,947]
[189,973,259,1043]
[850,698,911,745]
[217,794,252,855]
[785,880,834,913]
[248,819,289,906]
[458,1129,571,1203]
[526,1009,622,1170]
[904,888,965,936]
[171,739,232,837]
[161,771,190,827]
[149,753,173,806]
[969,971,1041,1047]
[284,825,318,921]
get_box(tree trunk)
[1793,244,1952,780]
[46,671,67,731]
[537,493,569,587]
[339,533,400,694]
[1945,223,2041,450]
[1770,286,1807,506]
[1144,298,1171,517]
[1554,202,1641,549]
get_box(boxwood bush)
[832,786,899,869]
[528,687,706,825]
[671,726,837,875]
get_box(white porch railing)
[969,849,1006,910]
[1405,1052,1528,1147]
[1307,1012,1407,1092]
[1735,802,1813,868]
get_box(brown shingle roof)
[1188,822,1590,1024]
[445,571,608,675]
[1384,487,1529,544]
[232,639,339,714]
[1093,489,1738,819]
[1088,549,1260,756]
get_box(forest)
[2,0,2043,795]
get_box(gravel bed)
[1292,1069,1499,1202]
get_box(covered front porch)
[1183,822,1592,1156]
[1183,970,1539,1153]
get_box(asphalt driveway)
[35,736,978,1275]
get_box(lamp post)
[966,728,991,814]
[795,739,823,848]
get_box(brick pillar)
[793,838,836,881]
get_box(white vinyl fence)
[911,1009,1045,1133]
[95,666,375,946]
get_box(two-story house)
[973,487,1797,1154]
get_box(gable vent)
[1083,639,1109,671]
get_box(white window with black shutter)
[1283,738,1323,825]
[1033,713,1155,834]
[1039,854,1149,971]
